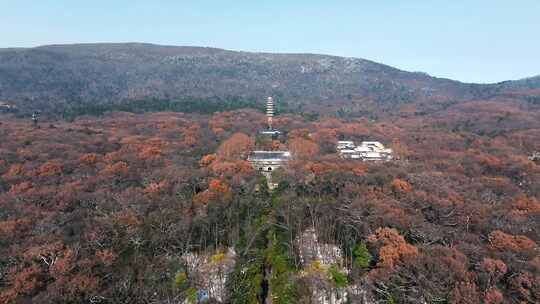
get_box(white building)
[336,141,355,150]
[338,149,362,159]
[247,151,291,190]
[0,101,16,112]
[247,151,291,172]
[337,141,393,161]
[530,152,540,163]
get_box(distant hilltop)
[0,43,539,113]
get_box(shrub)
[353,242,372,269]
[174,271,188,289]
[327,264,348,288]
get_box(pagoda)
[259,97,281,137]
[247,96,290,189]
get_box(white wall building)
[530,151,540,163]
[247,151,291,172]
[337,141,393,161]
[247,150,291,190]
[336,141,355,150]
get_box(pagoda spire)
[266,96,274,130]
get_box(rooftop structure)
[0,101,14,109]
[529,151,540,164]
[259,129,282,136]
[337,140,393,161]
[247,151,291,171]
[337,141,355,150]
[338,149,362,159]
[0,101,17,113]
[31,111,40,126]
[361,141,386,150]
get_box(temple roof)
[248,151,291,161]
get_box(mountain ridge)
[15,42,540,84]
[0,43,538,113]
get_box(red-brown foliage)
[199,153,217,167]
[217,132,254,159]
[450,282,480,304]
[138,145,162,160]
[367,227,418,268]
[95,249,117,266]
[488,230,537,252]
[511,195,540,215]
[100,161,129,176]
[391,178,412,193]
[36,160,63,176]
[509,272,540,302]
[79,153,98,165]
[0,264,43,303]
[481,258,507,282]
[192,190,216,206]
[208,178,230,194]
[2,163,25,181]
[484,287,504,304]
[143,181,168,194]
[288,137,320,158]
[8,181,32,194]
[0,219,28,235]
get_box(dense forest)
[1,91,539,303]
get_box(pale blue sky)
[1,1,539,83]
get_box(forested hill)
[1,43,538,113]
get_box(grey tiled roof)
[248,151,290,161]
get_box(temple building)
[337,140,393,161]
[247,151,291,172]
[247,151,290,190]
[0,101,17,113]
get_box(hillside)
[1,43,534,113]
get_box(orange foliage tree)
[511,195,540,215]
[481,258,507,281]
[37,160,63,177]
[100,161,129,176]
[208,178,231,194]
[288,138,320,158]
[138,145,162,160]
[0,264,43,303]
[8,181,32,194]
[199,154,217,167]
[367,227,418,268]
[2,163,25,182]
[488,230,537,252]
[79,153,98,165]
[143,181,168,194]
[209,160,253,177]
[217,133,254,160]
[193,179,232,206]
[391,178,412,194]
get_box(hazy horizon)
[2,1,539,83]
